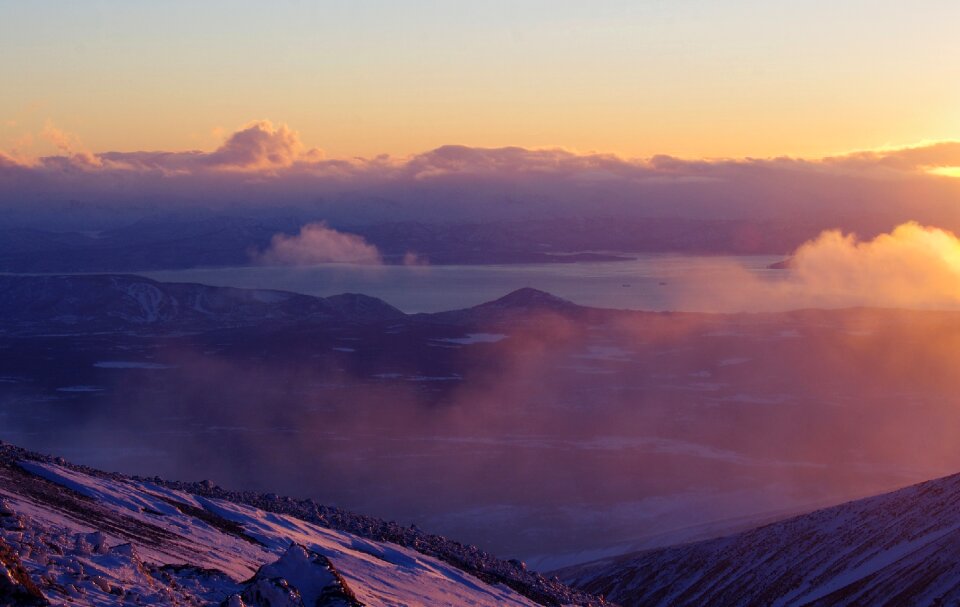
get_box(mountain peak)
[481,288,576,310]
[322,292,406,322]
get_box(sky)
[2,0,960,161]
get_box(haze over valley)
[6,274,960,572]
[4,2,960,605]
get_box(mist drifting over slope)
[669,222,960,311]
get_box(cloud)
[671,222,960,311]
[22,289,960,559]
[826,141,960,172]
[5,120,323,173]
[0,151,19,168]
[40,120,83,154]
[6,120,960,181]
[3,120,960,240]
[256,222,383,265]
[202,120,323,170]
[788,222,960,307]
[24,120,104,169]
[403,251,428,266]
[399,145,630,179]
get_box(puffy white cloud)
[673,223,960,311]
[788,222,960,308]
[256,222,382,266]
[202,120,322,170]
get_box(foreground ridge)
[0,441,609,607]
[558,470,960,606]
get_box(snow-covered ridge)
[0,442,607,606]
[557,471,960,606]
[0,274,405,335]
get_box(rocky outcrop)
[223,544,362,607]
[0,525,48,607]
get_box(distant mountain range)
[558,472,960,606]
[0,274,406,335]
[0,274,590,336]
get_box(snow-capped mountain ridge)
[558,470,960,606]
[0,441,607,606]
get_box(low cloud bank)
[789,222,960,308]
[3,120,960,234]
[679,222,960,311]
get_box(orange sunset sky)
[2,0,959,162]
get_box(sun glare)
[929,166,960,178]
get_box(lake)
[141,254,787,313]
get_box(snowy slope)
[558,471,960,606]
[0,443,605,606]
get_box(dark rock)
[0,536,48,606]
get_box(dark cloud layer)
[2,121,960,233]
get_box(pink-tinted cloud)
[39,120,83,155]
[398,145,629,179]
[787,222,960,307]
[403,251,429,266]
[0,151,19,168]
[826,142,960,172]
[202,120,323,170]
[4,120,960,179]
[256,222,382,265]
[9,120,323,174]
[670,222,960,311]
[3,120,960,239]
[24,121,105,169]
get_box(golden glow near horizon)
[1,1,959,161]
[930,167,960,178]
